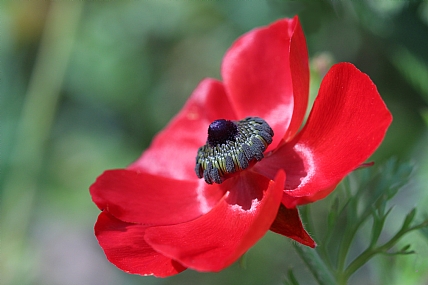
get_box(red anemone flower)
[90,16,392,277]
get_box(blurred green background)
[2,1,428,284]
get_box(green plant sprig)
[284,159,428,285]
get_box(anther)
[195,117,274,184]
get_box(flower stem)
[292,243,338,285]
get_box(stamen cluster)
[195,117,274,184]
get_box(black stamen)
[225,156,235,173]
[195,117,274,184]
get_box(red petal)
[94,211,186,277]
[90,169,225,225]
[270,205,315,248]
[222,16,308,150]
[257,63,392,207]
[284,17,309,142]
[129,78,237,180]
[144,170,286,272]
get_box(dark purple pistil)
[207,119,238,146]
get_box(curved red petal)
[129,78,237,180]
[90,169,225,225]
[257,62,392,207]
[270,205,315,248]
[222,16,308,150]
[94,211,186,277]
[284,17,309,142]
[144,170,285,272]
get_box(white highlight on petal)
[293,143,315,190]
[196,179,211,214]
[223,187,261,213]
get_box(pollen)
[195,117,274,184]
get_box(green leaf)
[291,159,425,285]
[402,208,417,230]
[284,268,300,285]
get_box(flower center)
[195,117,274,184]
[207,119,238,146]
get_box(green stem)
[343,221,428,280]
[301,205,335,274]
[293,244,338,285]
[336,184,385,276]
